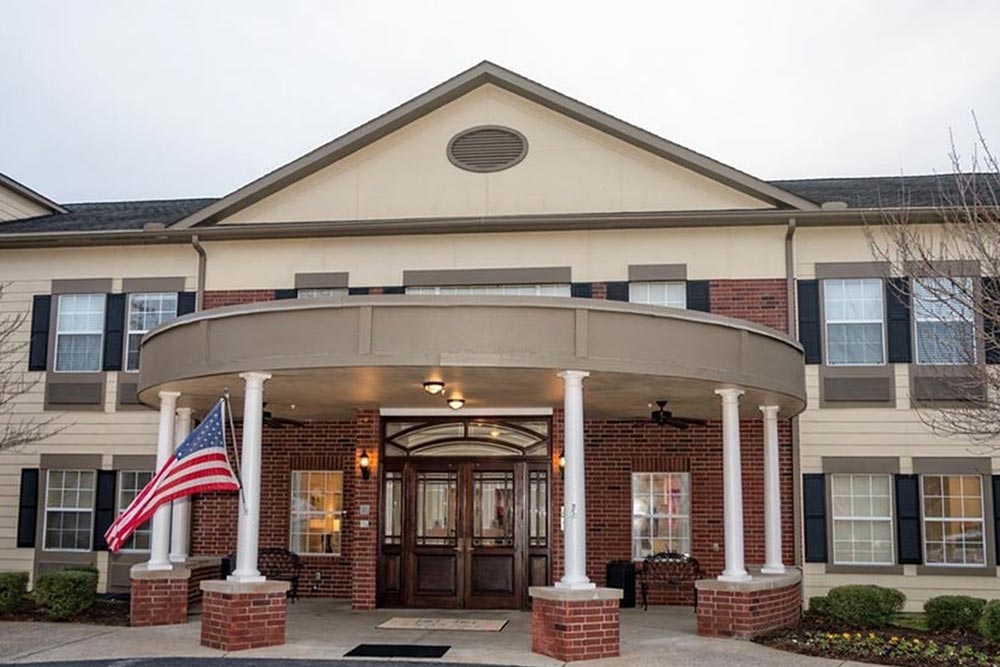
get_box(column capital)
[557,370,590,385]
[714,387,745,402]
[175,406,194,417]
[158,390,181,405]
[238,371,272,385]
[758,405,780,418]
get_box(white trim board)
[379,407,553,417]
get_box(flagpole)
[223,389,247,512]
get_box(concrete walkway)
[0,600,874,666]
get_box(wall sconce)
[447,397,465,410]
[359,449,371,480]
[558,449,566,480]
[423,380,445,395]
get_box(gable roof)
[171,61,818,228]
[0,171,67,215]
[0,198,214,234]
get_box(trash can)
[605,560,636,608]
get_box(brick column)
[129,563,191,626]
[200,580,290,651]
[351,409,379,610]
[695,568,802,639]
[530,586,622,662]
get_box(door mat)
[377,617,509,632]
[345,643,450,658]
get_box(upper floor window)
[298,288,348,299]
[831,473,894,566]
[823,278,884,366]
[407,284,571,297]
[629,281,686,308]
[55,294,106,372]
[922,474,985,567]
[126,292,178,372]
[117,470,153,551]
[289,471,343,555]
[913,277,975,365]
[631,472,690,560]
[43,469,95,551]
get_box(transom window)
[117,470,153,551]
[831,473,894,565]
[406,284,571,297]
[289,471,343,556]
[922,474,985,566]
[631,472,690,560]
[629,281,686,308]
[126,292,178,372]
[55,294,106,372]
[823,278,885,365]
[913,277,975,365]
[298,288,348,299]
[44,469,96,551]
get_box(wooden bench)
[636,551,701,610]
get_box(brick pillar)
[129,563,191,627]
[200,580,290,651]
[530,586,622,662]
[695,568,802,639]
[351,409,379,610]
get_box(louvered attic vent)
[447,126,528,172]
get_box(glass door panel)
[416,471,458,546]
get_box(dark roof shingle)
[771,174,993,209]
[0,198,216,234]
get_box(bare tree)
[867,116,1000,442]
[0,283,64,451]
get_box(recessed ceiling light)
[447,397,465,410]
[423,380,446,395]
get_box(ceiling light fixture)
[447,397,465,410]
[423,380,446,395]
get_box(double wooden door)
[379,459,550,609]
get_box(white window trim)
[289,470,344,557]
[823,278,887,367]
[297,287,348,299]
[116,469,153,553]
[53,293,106,373]
[920,473,987,568]
[913,277,976,366]
[630,472,691,561]
[628,281,687,309]
[830,473,896,566]
[42,469,95,553]
[405,284,571,297]
[124,292,178,373]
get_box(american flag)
[105,399,239,553]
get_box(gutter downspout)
[785,217,803,570]
[191,234,207,311]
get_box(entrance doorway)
[378,418,552,609]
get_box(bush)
[808,596,829,616]
[980,601,1000,643]
[924,595,986,632]
[0,572,29,613]
[34,570,97,620]
[825,585,906,629]
[60,565,99,575]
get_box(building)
[1,62,995,651]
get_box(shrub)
[808,596,829,616]
[0,572,29,613]
[924,595,986,632]
[34,570,97,621]
[825,585,905,629]
[980,601,1000,643]
[60,565,99,576]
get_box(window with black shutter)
[803,473,828,562]
[894,474,922,564]
[28,295,51,371]
[797,280,822,364]
[16,469,39,548]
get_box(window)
[125,292,178,372]
[406,284,571,297]
[297,288,348,299]
[831,474,894,565]
[629,281,686,308]
[116,470,153,551]
[289,471,343,555]
[54,294,106,372]
[922,474,986,566]
[43,470,95,551]
[914,277,975,365]
[631,472,690,560]
[823,278,885,365]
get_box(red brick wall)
[532,596,620,661]
[696,580,802,638]
[130,577,188,626]
[709,279,788,332]
[201,588,288,651]
[202,290,278,309]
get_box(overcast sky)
[1,1,998,203]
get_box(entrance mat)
[377,617,509,632]
[344,643,451,658]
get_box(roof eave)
[0,172,68,215]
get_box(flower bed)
[0,596,129,626]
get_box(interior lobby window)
[416,471,458,546]
[631,472,690,560]
[298,288,348,299]
[823,278,885,365]
[44,469,96,551]
[831,473,894,565]
[922,474,985,566]
[629,281,686,308]
[472,471,514,546]
[54,293,106,371]
[383,471,403,546]
[528,470,548,548]
[406,284,571,297]
[914,277,975,365]
[289,471,343,555]
[117,470,153,551]
[126,292,178,371]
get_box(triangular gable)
[174,62,817,228]
[0,172,66,221]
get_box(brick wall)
[696,579,802,638]
[709,279,788,332]
[532,596,620,661]
[201,588,288,651]
[130,577,188,626]
[202,290,278,310]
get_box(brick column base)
[129,563,191,627]
[200,580,291,651]
[530,586,623,662]
[695,568,802,639]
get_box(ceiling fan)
[649,400,708,430]
[233,403,306,429]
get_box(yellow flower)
[842,632,851,639]
[869,633,876,639]
[890,636,899,642]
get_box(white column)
[556,370,594,589]
[229,371,271,583]
[715,388,750,582]
[147,391,180,571]
[169,407,194,563]
[760,405,785,574]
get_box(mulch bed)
[0,597,130,626]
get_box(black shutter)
[348,287,370,296]
[685,280,711,312]
[886,278,912,363]
[895,474,922,564]
[605,281,628,302]
[102,293,126,371]
[382,286,405,295]
[570,283,592,299]
[993,476,1000,563]
[274,289,298,300]
[177,291,196,315]
[983,277,1000,365]
[803,473,828,562]
[28,295,51,371]
[797,280,822,364]
[93,470,117,551]
[16,469,39,548]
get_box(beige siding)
[0,185,50,221]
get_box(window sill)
[824,563,904,575]
[295,553,343,559]
[916,564,996,576]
